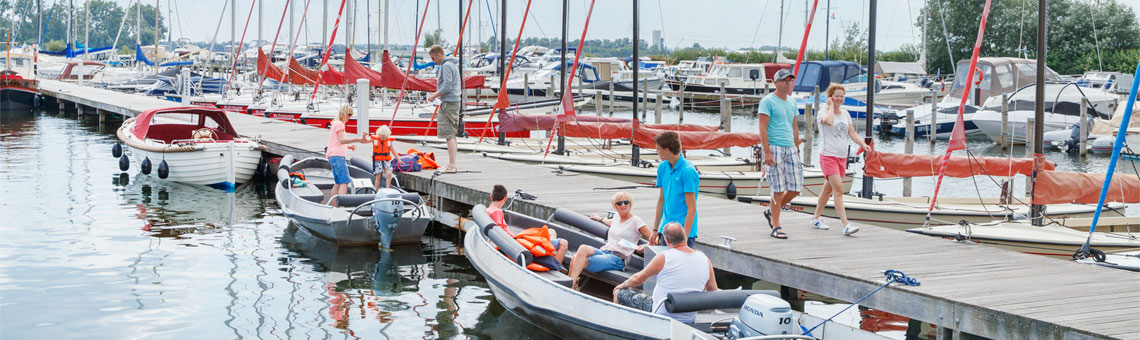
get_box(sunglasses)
[615,200,631,206]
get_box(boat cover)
[496,111,630,132]
[559,120,758,150]
[130,107,240,141]
[864,152,1054,178]
[1032,171,1140,204]
[256,49,346,85]
[134,44,194,67]
[367,50,484,91]
[41,43,114,58]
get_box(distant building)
[652,30,663,50]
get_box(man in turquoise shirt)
[757,69,803,240]
[652,131,699,248]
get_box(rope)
[802,270,920,335]
[223,0,259,96]
[475,0,534,145]
[422,0,476,137]
[386,0,433,125]
[254,0,294,96]
[306,0,350,104]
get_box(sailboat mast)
[382,0,388,52]
[67,0,71,52]
[154,0,158,75]
[776,0,782,62]
[323,0,328,53]
[1030,0,1045,226]
[497,0,505,145]
[824,0,829,60]
[289,0,294,51]
[861,0,877,198]
[631,0,640,166]
[258,0,262,49]
[555,0,567,155]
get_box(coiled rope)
[802,270,920,336]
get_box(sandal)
[442,166,458,174]
[763,209,773,229]
[770,226,788,239]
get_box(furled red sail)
[377,50,485,91]
[497,111,630,132]
[557,120,756,150]
[863,152,1054,178]
[286,57,321,84]
[1032,171,1140,204]
[343,52,384,86]
[256,49,286,82]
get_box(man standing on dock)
[427,45,461,173]
[651,131,699,248]
[757,69,802,239]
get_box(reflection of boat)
[280,225,429,294]
[274,155,430,246]
[466,205,888,340]
[906,221,1140,258]
[115,107,264,190]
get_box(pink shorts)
[819,155,847,176]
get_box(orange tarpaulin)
[558,121,760,150]
[863,152,1054,178]
[1032,171,1140,204]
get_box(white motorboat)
[273,155,430,247]
[114,107,264,190]
[971,84,1118,144]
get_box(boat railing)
[344,197,427,227]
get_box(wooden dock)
[37,79,1140,340]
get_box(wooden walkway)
[38,79,1140,340]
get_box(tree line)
[0,0,167,52]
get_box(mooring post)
[356,79,370,135]
[98,108,105,124]
[523,73,529,103]
[654,92,663,124]
[608,81,615,116]
[1000,93,1009,149]
[904,109,915,197]
[678,87,686,121]
[930,88,937,146]
[722,96,732,155]
[549,74,557,99]
[803,103,814,165]
[779,286,805,312]
[641,78,649,120]
[1025,117,1035,196]
[1079,98,1088,157]
[595,92,603,116]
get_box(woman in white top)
[812,84,872,235]
[568,192,653,291]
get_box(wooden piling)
[654,93,663,124]
[1079,98,1088,157]
[903,109,915,197]
[641,79,649,121]
[1025,118,1035,196]
[608,81,615,116]
[523,73,529,103]
[595,92,603,116]
[1000,93,1009,149]
[929,88,938,146]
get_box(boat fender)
[116,173,130,186]
[111,143,122,158]
[349,157,374,173]
[141,157,152,175]
[665,290,780,313]
[279,154,295,171]
[551,208,610,239]
[118,155,130,171]
[726,180,737,200]
[157,160,169,179]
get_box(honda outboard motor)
[371,188,404,250]
[726,294,797,339]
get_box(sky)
[99,0,1140,52]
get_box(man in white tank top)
[612,222,718,324]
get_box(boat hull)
[907,222,1140,258]
[0,85,39,111]
[122,143,262,189]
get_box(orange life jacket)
[371,137,394,161]
[514,226,557,272]
[403,148,440,170]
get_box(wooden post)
[722,96,731,155]
[1079,98,1088,157]
[608,81,615,116]
[929,88,938,146]
[595,92,603,116]
[678,86,686,121]
[523,73,529,103]
[654,93,663,124]
[549,74,556,99]
[903,109,915,197]
[1025,117,1035,196]
[803,103,814,165]
[1000,93,1009,149]
[98,108,105,124]
[641,78,649,120]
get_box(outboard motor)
[1064,119,1094,153]
[727,294,797,339]
[371,188,404,250]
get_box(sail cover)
[1032,171,1140,204]
[376,50,485,91]
[863,152,1054,178]
[558,120,757,150]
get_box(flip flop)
[442,167,458,174]
[770,226,788,239]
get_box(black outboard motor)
[1065,119,1095,153]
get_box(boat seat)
[333,194,376,208]
[290,184,323,197]
[537,270,573,288]
[591,269,635,286]
[298,195,324,204]
[314,182,335,190]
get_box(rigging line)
[207,0,232,72]
[306,0,350,105]
[224,0,260,96]
[475,0,535,146]
[1088,0,1104,71]
[279,0,315,92]
[935,0,954,74]
[747,0,771,64]
[384,0,432,126]
[254,0,294,96]
[1017,0,1026,58]
[522,0,545,37]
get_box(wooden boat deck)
[38,79,1140,340]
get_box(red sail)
[286,57,321,85]
[558,121,755,150]
[864,152,1054,178]
[343,52,384,86]
[256,49,286,82]
[497,111,630,133]
[1032,171,1140,204]
[377,50,485,91]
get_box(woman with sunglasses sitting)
[568,192,653,291]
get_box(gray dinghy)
[274,155,430,247]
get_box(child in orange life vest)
[369,125,396,190]
[486,184,568,265]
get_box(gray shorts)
[436,101,461,139]
[764,145,804,193]
[373,160,392,174]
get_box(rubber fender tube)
[279,154,295,172]
[119,155,130,171]
[140,157,151,175]
[400,193,422,205]
[551,208,609,239]
[111,143,122,158]
[157,160,169,179]
[487,224,534,266]
[349,157,373,174]
[665,290,781,313]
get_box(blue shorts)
[550,238,562,250]
[329,156,350,184]
[585,250,625,273]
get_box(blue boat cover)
[40,43,114,58]
[135,44,195,67]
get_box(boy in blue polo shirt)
[651,131,699,247]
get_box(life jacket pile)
[403,148,440,170]
[513,226,559,272]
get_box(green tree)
[920,0,1140,75]
[0,0,165,50]
[423,29,446,49]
